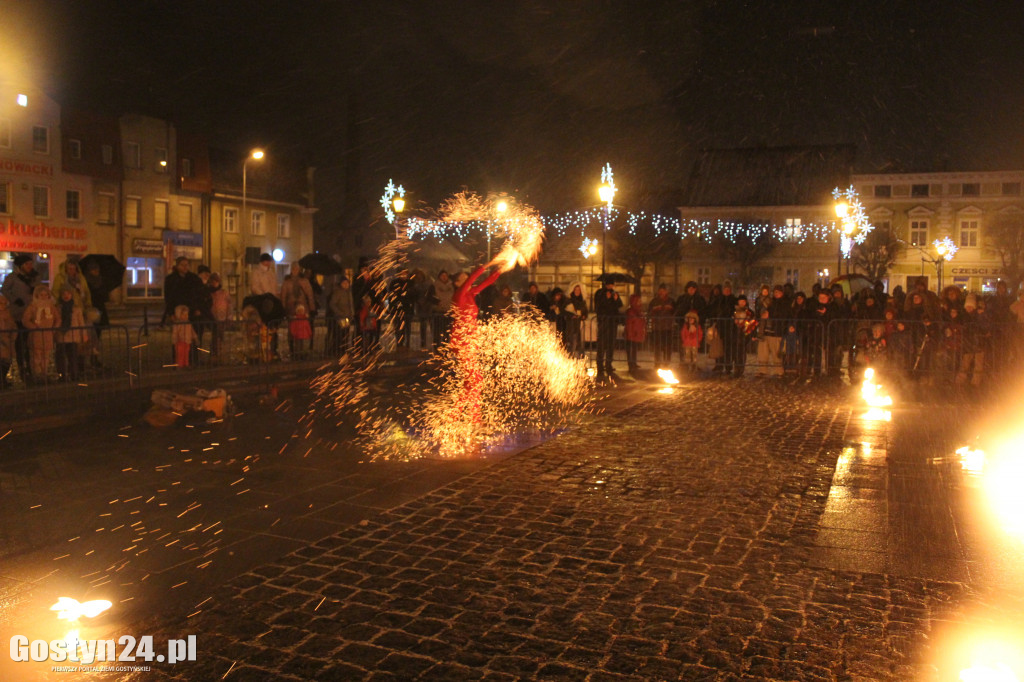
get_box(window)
[909,219,928,246]
[69,139,82,160]
[155,147,168,173]
[154,199,169,229]
[223,207,238,233]
[784,218,802,242]
[962,183,980,196]
[0,182,9,213]
[959,219,979,248]
[32,185,50,218]
[66,189,81,220]
[125,196,141,227]
[874,185,892,198]
[97,193,114,223]
[251,210,265,236]
[785,268,799,288]
[875,220,892,236]
[1003,182,1022,196]
[125,142,141,168]
[181,158,193,178]
[32,126,49,154]
[277,213,290,238]
[911,184,929,197]
[125,256,163,298]
[179,203,193,230]
[696,267,711,285]
[0,119,10,148]
[102,144,113,165]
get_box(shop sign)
[0,158,54,177]
[951,267,1002,276]
[133,238,164,255]
[0,218,88,253]
[163,230,203,260]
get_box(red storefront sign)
[0,158,54,177]
[0,218,88,253]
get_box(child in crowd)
[55,286,87,381]
[781,323,801,375]
[289,303,313,358]
[680,310,703,373]
[209,273,233,361]
[22,285,58,381]
[359,294,379,351]
[171,304,198,368]
[0,297,15,389]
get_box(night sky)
[7,0,1024,229]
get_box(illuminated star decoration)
[601,162,616,201]
[832,186,874,257]
[579,237,598,258]
[380,179,405,224]
[933,236,958,260]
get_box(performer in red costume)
[449,258,504,427]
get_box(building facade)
[0,82,316,310]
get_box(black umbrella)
[593,272,637,284]
[78,254,126,292]
[242,293,286,324]
[298,252,344,276]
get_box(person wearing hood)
[55,286,87,381]
[22,285,58,381]
[625,293,646,371]
[566,283,588,357]
[52,258,92,311]
[281,261,316,358]
[680,310,703,373]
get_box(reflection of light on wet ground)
[657,387,673,394]
[862,407,891,422]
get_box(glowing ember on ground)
[51,597,112,621]
[656,369,679,384]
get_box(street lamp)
[598,163,617,278]
[932,236,957,291]
[243,148,265,240]
[380,179,406,239]
[832,187,874,276]
[834,201,850,275]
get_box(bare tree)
[985,211,1024,291]
[607,212,680,294]
[851,226,903,281]
[710,230,777,286]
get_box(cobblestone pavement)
[103,377,1019,682]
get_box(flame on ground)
[51,597,112,621]
[656,369,679,385]
[860,367,893,407]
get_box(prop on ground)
[144,388,232,426]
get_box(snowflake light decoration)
[933,236,958,260]
[579,237,598,258]
[832,186,874,247]
[600,163,616,202]
[380,179,405,224]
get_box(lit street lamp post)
[598,163,617,278]
[242,149,265,243]
[834,201,849,276]
[932,236,957,291]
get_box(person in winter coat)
[680,310,703,373]
[675,281,707,324]
[55,286,87,381]
[520,282,550,319]
[731,296,756,377]
[625,293,646,370]
[328,277,355,354]
[594,280,623,376]
[429,270,455,349]
[2,254,38,380]
[0,296,16,389]
[52,258,93,311]
[648,285,675,368]
[289,304,313,358]
[358,294,380,352]
[715,284,740,374]
[490,285,515,317]
[23,285,59,380]
[566,283,588,357]
[549,288,572,347]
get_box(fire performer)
[450,257,506,426]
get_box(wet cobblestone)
[147,380,1024,681]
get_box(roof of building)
[682,144,856,207]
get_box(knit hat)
[13,254,32,267]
